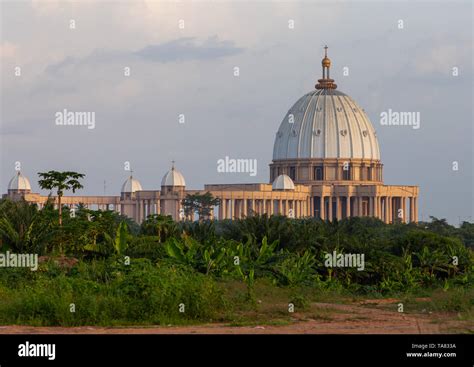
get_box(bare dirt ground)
[0,301,470,334]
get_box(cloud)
[135,36,244,63]
[411,40,471,76]
[44,36,243,75]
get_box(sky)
[0,0,472,225]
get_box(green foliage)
[275,250,318,286]
[0,197,472,313]
[37,170,85,226]
[0,259,226,326]
[181,192,220,220]
[0,199,55,253]
[140,214,178,241]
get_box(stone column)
[414,197,418,223]
[328,196,333,221]
[388,197,393,223]
[320,196,325,220]
[375,196,382,219]
[346,196,351,218]
[358,197,363,217]
[336,197,341,220]
[401,197,406,223]
[137,200,142,223]
[377,197,382,219]
[369,197,374,217]
[243,198,248,218]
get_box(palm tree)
[140,214,178,242]
[38,171,85,226]
[0,198,52,253]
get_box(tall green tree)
[38,171,85,226]
[182,192,220,221]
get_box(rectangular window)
[289,166,296,180]
[314,166,323,181]
[342,165,351,180]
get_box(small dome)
[272,174,295,191]
[8,171,32,192]
[121,175,142,193]
[161,164,186,187]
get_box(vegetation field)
[0,197,472,333]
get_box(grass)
[0,258,472,331]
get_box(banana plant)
[164,235,200,266]
[236,266,255,302]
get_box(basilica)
[4,48,419,224]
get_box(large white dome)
[273,88,380,160]
[161,165,186,187]
[8,171,32,191]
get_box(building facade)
[3,48,419,224]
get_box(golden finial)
[316,45,337,90]
[322,45,331,67]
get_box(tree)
[140,214,178,242]
[0,198,54,253]
[38,171,85,226]
[181,192,220,221]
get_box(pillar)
[401,197,406,223]
[320,196,325,220]
[388,197,392,223]
[414,197,418,223]
[328,196,333,221]
[336,197,342,220]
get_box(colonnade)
[310,195,418,223]
[217,197,309,220]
